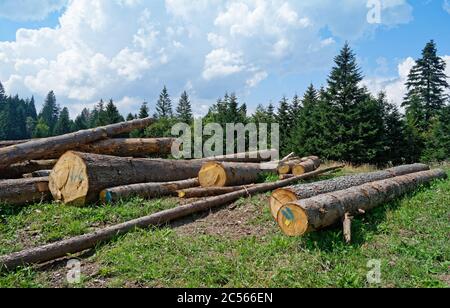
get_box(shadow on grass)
[300,196,407,253]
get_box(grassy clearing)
[0,166,449,288]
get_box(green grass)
[0,167,449,288]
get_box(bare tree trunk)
[277,169,447,236]
[270,163,430,219]
[196,149,279,163]
[0,165,344,270]
[0,177,50,206]
[100,178,199,203]
[0,160,57,180]
[0,117,154,169]
[49,151,205,206]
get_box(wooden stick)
[343,213,353,244]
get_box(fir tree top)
[155,86,173,118]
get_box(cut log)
[100,178,199,203]
[23,170,52,178]
[277,169,447,236]
[0,160,57,180]
[198,162,278,188]
[49,151,205,206]
[0,177,50,206]
[197,149,279,163]
[178,185,254,199]
[292,158,320,176]
[277,160,302,175]
[0,117,154,169]
[343,213,353,244]
[0,165,343,270]
[270,163,430,219]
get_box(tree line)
[0,40,448,164]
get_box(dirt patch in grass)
[175,195,278,239]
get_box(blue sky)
[0,0,449,118]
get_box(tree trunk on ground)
[277,169,447,237]
[178,185,254,199]
[195,149,279,163]
[269,163,430,219]
[0,160,57,180]
[0,165,344,270]
[49,151,205,206]
[23,170,52,178]
[46,138,175,159]
[0,117,154,169]
[0,140,32,148]
[0,177,50,206]
[198,162,278,187]
[100,178,199,203]
[277,160,302,175]
[292,159,319,176]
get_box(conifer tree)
[277,96,292,155]
[74,108,90,131]
[155,86,173,118]
[403,40,449,131]
[33,118,51,138]
[39,91,60,133]
[176,91,193,123]
[422,106,450,161]
[104,99,124,124]
[54,107,72,135]
[139,102,150,119]
[0,81,5,101]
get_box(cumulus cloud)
[0,0,68,21]
[0,0,415,116]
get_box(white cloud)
[0,0,415,117]
[0,0,68,21]
[444,0,450,14]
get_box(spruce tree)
[104,99,124,124]
[126,113,137,121]
[39,91,60,133]
[155,86,173,119]
[276,96,292,155]
[27,96,37,120]
[54,107,72,135]
[176,91,193,123]
[403,40,449,131]
[0,81,5,101]
[33,117,51,138]
[139,102,150,119]
[74,108,90,131]
[422,106,450,161]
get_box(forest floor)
[0,163,449,288]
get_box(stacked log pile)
[0,117,447,270]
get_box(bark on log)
[0,140,31,148]
[0,117,154,169]
[277,169,447,236]
[178,185,254,199]
[0,165,344,270]
[23,170,52,178]
[0,177,50,206]
[49,151,205,206]
[0,160,57,180]
[270,163,430,219]
[100,178,199,203]
[196,149,279,163]
[198,162,278,187]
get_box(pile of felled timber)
[0,117,447,271]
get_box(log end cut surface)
[270,188,298,219]
[198,162,227,188]
[277,203,309,236]
[49,151,89,206]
